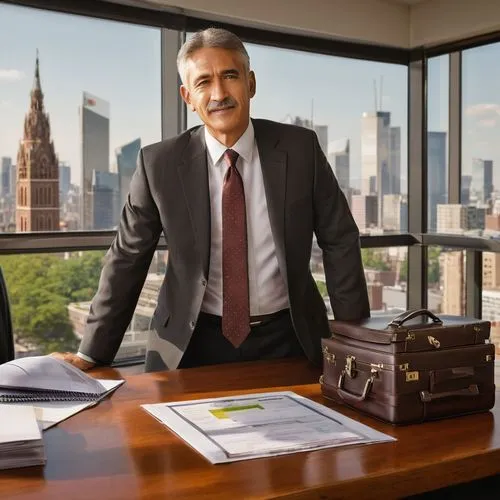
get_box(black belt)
[199,309,289,327]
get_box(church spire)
[33,49,41,92]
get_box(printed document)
[142,391,395,463]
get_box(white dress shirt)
[201,121,289,316]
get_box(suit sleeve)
[78,148,163,364]
[311,132,371,320]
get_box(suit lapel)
[253,120,288,286]
[177,127,210,279]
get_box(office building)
[1,157,12,198]
[382,194,408,232]
[91,170,120,230]
[483,252,500,290]
[389,127,401,195]
[436,204,487,234]
[361,112,401,225]
[440,251,465,315]
[471,158,493,204]
[116,138,141,208]
[16,54,60,232]
[327,138,350,192]
[59,162,71,199]
[461,174,472,205]
[428,132,447,232]
[80,91,110,230]
[351,194,377,232]
[314,125,328,156]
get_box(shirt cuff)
[77,351,97,364]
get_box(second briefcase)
[320,309,496,424]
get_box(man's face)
[180,47,256,146]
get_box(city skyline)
[1,2,500,201]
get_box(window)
[0,249,168,361]
[185,39,408,316]
[427,55,449,234]
[462,43,500,348]
[462,44,498,237]
[0,3,161,233]
[186,41,408,235]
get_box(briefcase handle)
[388,309,443,328]
[337,372,374,403]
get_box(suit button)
[201,279,207,287]
[189,321,196,329]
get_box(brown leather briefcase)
[320,309,496,424]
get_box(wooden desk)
[1,358,499,500]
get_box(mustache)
[207,97,237,112]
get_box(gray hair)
[177,28,250,85]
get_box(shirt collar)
[204,120,254,166]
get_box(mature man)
[54,28,369,372]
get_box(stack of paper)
[0,406,46,470]
[0,356,123,402]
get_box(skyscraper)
[327,138,350,192]
[91,170,120,230]
[389,127,401,195]
[461,174,472,205]
[80,91,110,230]
[427,131,447,232]
[59,162,71,199]
[1,157,12,198]
[361,111,402,226]
[115,138,141,209]
[471,158,493,204]
[16,54,60,232]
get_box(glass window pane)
[462,45,497,236]
[0,250,167,361]
[0,3,161,232]
[313,247,408,316]
[186,40,408,235]
[463,44,500,351]
[427,55,449,234]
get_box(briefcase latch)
[345,355,357,379]
[427,336,441,348]
[322,346,336,364]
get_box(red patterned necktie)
[222,149,250,347]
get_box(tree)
[0,252,104,353]
[361,248,391,271]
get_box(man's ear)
[248,71,256,98]
[180,85,195,111]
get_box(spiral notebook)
[0,355,123,403]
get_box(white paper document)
[0,406,46,470]
[142,391,395,463]
[3,379,125,430]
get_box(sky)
[0,2,498,191]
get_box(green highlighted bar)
[210,404,264,419]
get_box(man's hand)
[50,352,95,371]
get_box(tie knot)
[223,149,239,168]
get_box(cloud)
[478,118,498,128]
[465,103,500,117]
[0,69,24,82]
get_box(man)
[54,28,370,372]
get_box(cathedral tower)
[16,52,60,232]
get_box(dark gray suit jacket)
[79,118,370,371]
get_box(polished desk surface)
[1,358,499,500]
